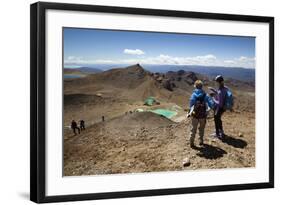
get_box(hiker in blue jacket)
[212,75,228,138]
[189,80,214,148]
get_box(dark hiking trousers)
[72,127,80,134]
[214,107,224,135]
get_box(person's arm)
[189,93,196,108]
[213,96,219,104]
[212,90,219,105]
[218,88,228,108]
[214,89,224,108]
[205,94,215,109]
[219,90,224,107]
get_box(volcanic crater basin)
[63,64,255,176]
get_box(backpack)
[224,88,234,110]
[193,93,207,119]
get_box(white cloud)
[123,49,145,55]
[132,54,218,66]
[223,56,255,68]
[224,60,235,64]
[64,54,255,69]
[91,54,218,67]
[239,56,250,61]
[67,56,76,60]
[65,56,86,64]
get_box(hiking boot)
[199,140,204,146]
[218,132,225,140]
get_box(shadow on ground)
[195,144,227,159]
[221,135,248,149]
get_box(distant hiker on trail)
[188,80,214,148]
[211,75,233,139]
[79,120,85,130]
[71,120,80,135]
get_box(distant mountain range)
[64,64,255,82]
[64,64,255,112]
[144,65,255,82]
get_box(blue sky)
[64,28,255,68]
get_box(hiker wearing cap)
[212,75,228,138]
[188,80,214,148]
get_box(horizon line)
[63,63,255,70]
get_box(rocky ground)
[64,111,255,176]
[63,64,255,176]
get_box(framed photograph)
[30,2,274,203]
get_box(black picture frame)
[30,2,274,203]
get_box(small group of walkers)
[71,119,85,135]
[188,75,232,148]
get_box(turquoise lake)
[150,109,177,119]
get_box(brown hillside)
[63,64,256,176]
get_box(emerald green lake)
[150,109,177,119]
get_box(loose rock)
[182,158,191,167]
